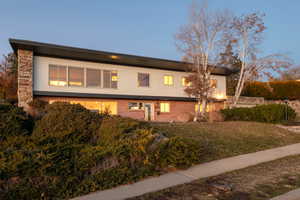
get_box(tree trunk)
[194,99,202,122]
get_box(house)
[10,38,231,122]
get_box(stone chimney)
[17,49,33,110]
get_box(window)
[160,102,170,112]
[138,73,150,87]
[181,77,191,87]
[164,75,173,86]
[103,70,118,88]
[128,102,144,110]
[210,79,217,89]
[68,67,84,86]
[87,69,101,87]
[195,104,211,112]
[49,65,67,86]
[70,101,117,115]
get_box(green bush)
[0,104,33,141]
[32,102,102,145]
[242,81,300,100]
[155,136,204,168]
[0,102,206,199]
[221,104,296,123]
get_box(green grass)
[151,121,300,162]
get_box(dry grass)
[129,155,300,200]
[151,121,300,161]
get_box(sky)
[1,0,300,64]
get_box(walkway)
[72,143,300,200]
[271,188,300,200]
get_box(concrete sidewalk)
[271,188,300,200]
[72,143,300,200]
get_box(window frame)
[48,64,68,87]
[160,102,170,113]
[128,102,144,111]
[86,68,101,88]
[137,72,150,87]
[103,70,118,89]
[68,66,85,87]
[163,75,174,86]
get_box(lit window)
[103,70,118,89]
[210,79,217,89]
[128,102,144,110]
[87,69,101,87]
[68,67,84,87]
[49,65,67,86]
[138,73,150,87]
[164,75,173,86]
[195,104,211,112]
[70,101,117,115]
[160,102,170,112]
[182,77,191,86]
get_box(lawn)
[151,121,300,162]
[129,155,300,200]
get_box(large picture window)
[138,73,150,87]
[103,70,118,88]
[49,65,67,86]
[128,102,144,110]
[87,69,101,87]
[68,67,84,87]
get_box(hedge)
[0,103,208,199]
[242,81,300,100]
[221,104,296,123]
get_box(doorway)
[144,103,154,121]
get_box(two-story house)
[10,39,231,122]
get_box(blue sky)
[1,0,300,64]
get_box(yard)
[129,155,300,200]
[151,121,300,162]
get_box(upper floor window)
[181,77,191,87]
[210,79,217,89]
[164,75,173,86]
[87,68,101,87]
[49,65,67,86]
[160,102,170,112]
[68,67,84,87]
[103,70,118,89]
[138,73,150,87]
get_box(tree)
[176,1,232,121]
[0,53,18,102]
[277,65,300,80]
[218,42,242,96]
[230,13,292,105]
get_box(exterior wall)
[226,96,265,108]
[36,96,225,122]
[18,49,33,110]
[33,56,227,99]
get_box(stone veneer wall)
[17,49,33,110]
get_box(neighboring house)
[10,38,231,122]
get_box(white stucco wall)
[33,56,227,98]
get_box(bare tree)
[176,1,232,121]
[231,13,292,105]
[277,65,300,80]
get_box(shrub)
[221,104,296,123]
[154,136,204,168]
[28,99,48,118]
[0,104,33,141]
[32,102,102,145]
[242,81,300,100]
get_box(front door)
[144,103,153,121]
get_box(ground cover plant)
[0,102,204,200]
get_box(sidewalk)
[271,188,300,200]
[72,143,300,200]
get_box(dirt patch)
[129,155,300,200]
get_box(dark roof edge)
[34,91,226,102]
[9,38,233,76]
